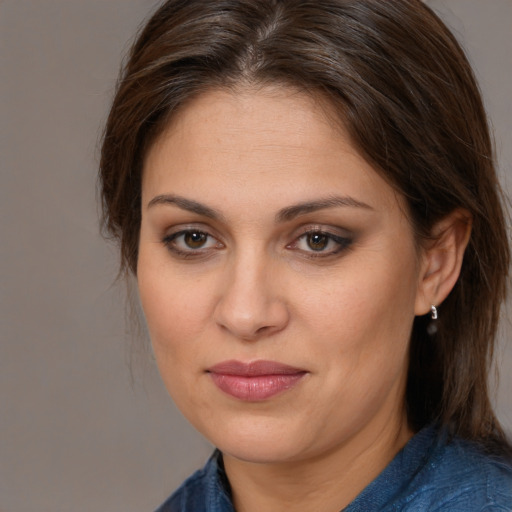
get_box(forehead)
[142,86,403,216]
[148,85,343,160]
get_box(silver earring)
[427,305,438,335]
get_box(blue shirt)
[155,426,512,511]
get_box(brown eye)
[289,230,352,257]
[184,231,208,248]
[306,233,329,251]
[162,229,222,256]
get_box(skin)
[137,86,468,512]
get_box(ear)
[414,209,472,316]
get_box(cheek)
[137,264,212,413]
[136,253,213,361]
[294,248,418,382]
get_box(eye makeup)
[162,228,224,258]
[289,229,352,257]
[161,223,354,262]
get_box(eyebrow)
[276,196,373,222]
[147,194,224,220]
[147,193,372,222]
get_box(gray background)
[1,1,511,511]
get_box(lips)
[207,360,307,401]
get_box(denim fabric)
[155,450,233,512]
[155,425,512,511]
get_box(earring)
[427,305,438,335]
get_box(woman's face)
[138,87,426,464]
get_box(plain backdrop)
[1,1,511,511]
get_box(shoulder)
[400,435,512,511]
[154,451,234,512]
[154,467,207,512]
[347,426,512,512]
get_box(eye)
[181,231,209,249]
[289,230,352,257]
[163,229,223,256]
[303,233,332,251]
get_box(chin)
[219,439,304,465]
[197,414,316,465]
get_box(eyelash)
[161,228,352,259]
[288,230,352,258]
[162,229,223,258]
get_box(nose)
[214,253,289,341]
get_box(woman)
[99,0,512,510]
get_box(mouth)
[206,360,308,401]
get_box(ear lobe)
[414,209,472,316]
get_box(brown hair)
[100,0,510,454]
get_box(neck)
[223,413,413,512]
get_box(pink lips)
[207,360,307,401]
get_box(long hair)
[99,0,510,455]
